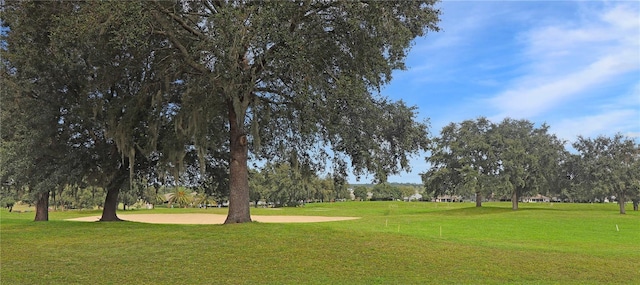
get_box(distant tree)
[630,149,640,211]
[492,119,565,210]
[423,117,498,207]
[250,163,348,206]
[260,162,311,207]
[314,175,336,203]
[168,188,193,208]
[424,118,566,209]
[353,186,369,201]
[370,183,402,201]
[332,175,350,201]
[573,134,639,214]
[2,198,15,212]
[558,153,584,203]
[422,166,460,201]
[194,192,216,208]
[398,185,419,200]
[248,169,264,207]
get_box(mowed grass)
[1,202,638,284]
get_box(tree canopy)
[423,117,499,207]
[423,118,567,210]
[572,134,639,214]
[1,1,441,222]
[145,0,441,223]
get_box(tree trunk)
[100,187,122,221]
[52,189,57,211]
[34,191,49,221]
[511,190,519,210]
[224,101,252,224]
[633,199,639,211]
[475,191,482,207]
[618,193,626,215]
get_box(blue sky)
[351,0,640,184]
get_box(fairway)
[1,202,639,284]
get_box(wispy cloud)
[488,2,640,127]
[553,109,638,142]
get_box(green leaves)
[168,189,193,208]
[149,0,440,180]
[423,117,567,209]
[423,117,499,200]
[2,1,441,222]
[572,134,639,213]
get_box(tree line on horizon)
[422,117,639,214]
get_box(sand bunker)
[67,213,359,224]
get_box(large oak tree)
[148,1,441,223]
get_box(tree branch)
[152,0,208,41]
[151,27,209,75]
[202,1,218,14]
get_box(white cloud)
[549,80,639,142]
[552,109,638,142]
[488,2,640,120]
[626,132,640,139]
[490,50,637,118]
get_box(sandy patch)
[66,213,359,224]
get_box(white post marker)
[616,224,619,232]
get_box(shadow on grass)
[430,205,561,216]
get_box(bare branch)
[203,0,220,14]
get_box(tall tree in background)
[370,182,402,201]
[423,117,498,207]
[352,186,369,201]
[250,162,342,206]
[573,134,639,214]
[261,162,302,207]
[558,153,584,202]
[149,1,440,223]
[493,119,565,210]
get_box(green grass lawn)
[1,202,638,284]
